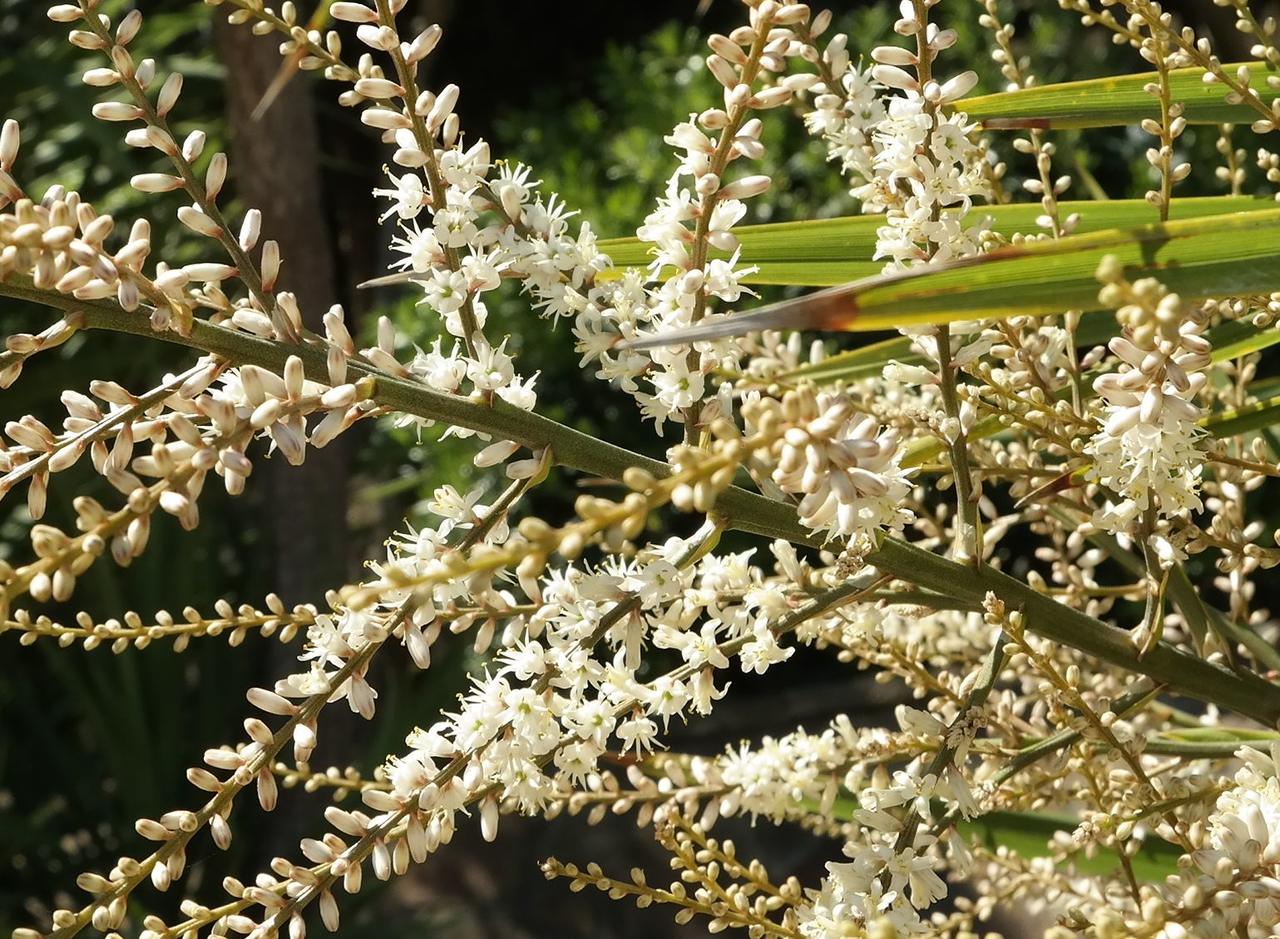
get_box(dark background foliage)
[0,0,1262,935]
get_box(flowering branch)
[5,277,1280,725]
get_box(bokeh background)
[0,0,1266,935]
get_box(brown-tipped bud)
[260,239,281,291]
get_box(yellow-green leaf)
[599,197,1274,286]
[627,209,1280,347]
[783,306,1122,388]
[961,62,1274,130]
[1205,394,1280,437]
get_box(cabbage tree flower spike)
[13,0,1280,936]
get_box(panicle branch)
[9,0,1280,937]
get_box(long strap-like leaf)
[626,208,1280,348]
[600,196,1274,286]
[961,61,1275,129]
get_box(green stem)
[909,0,981,562]
[935,324,984,562]
[7,281,1280,724]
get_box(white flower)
[615,714,659,755]
[496,373,539,411]
[466,337,515,392]
[622,558,684,609]
[738,627,791,675]
[390,223,444,272]
[409,339,467,393]
[421,268,469,318]
[375,171,428,220]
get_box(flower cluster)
[571,3,819,430]
[1087,259,1212,538]
[743,387,915,546]
[800,0,991,270]
[7,0,1280,938]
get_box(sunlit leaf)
[961,62,1274,130]
[626,209,1280,348]
[600,196,1273,286]
[783,306,1121,388]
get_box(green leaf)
[781,334,915,383]
[628,209,1280,349]
[784,306,1122,389]
[1206,317,1280,362]
[1157,727,1280,743]
[1146,727,1280,757]
[599,196,1273,287]
[816,209,1280,331]
[961,62,1275,129]
[957,810,1181,882]
[1205,394,1280,437]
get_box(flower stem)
[6,281,1280,724]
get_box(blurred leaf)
[957,810,1181,882]
[251,0,334,121]
[1205,394,1280,437]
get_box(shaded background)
[0,0,1267,935]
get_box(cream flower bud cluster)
[742,388,914,545]
[1143,746,1280,938]
[0,173,374,610]
[1087,266,1212,536]
[0,346,369,587]
[46,0,299,337]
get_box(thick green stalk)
[5,280,1280,724]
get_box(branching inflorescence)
[5,0,1280,936]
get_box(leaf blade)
[599,196,1274,286]
[626,209,1280,348]
[960,62,1274,129]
